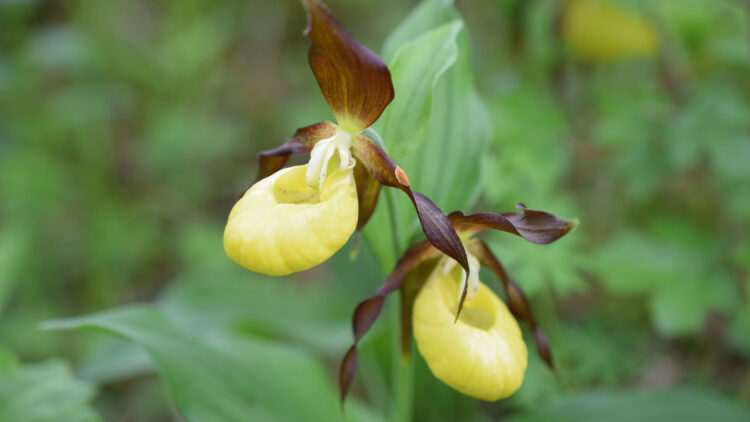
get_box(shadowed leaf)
[506,389,750,422]
[43,306,364,422]
[449,203,578,244]
[257,121,337,179]
[303,0,394,133]
[0,360,101,422]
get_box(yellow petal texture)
[224,164,358,276]
[413,263,527,401]
[563,0,658,61]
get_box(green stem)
[382,183,412,421]
[385,187,402,256]
[392,303,414,422]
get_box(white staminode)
[305,128,355,189]
[441,253,481,305]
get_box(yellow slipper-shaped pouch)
[413,262,527,401]
[224,164,358,276]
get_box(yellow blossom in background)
[413,257,528,401]
[563,0,658,61]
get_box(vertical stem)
[392,294,414,422]
[383,186,412,422]
[385,187,403,255]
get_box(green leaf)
[376,20,463,159]
[363,0,491,271]
[553,320,644,388]
[381,0,458,63]
[649,271,735,336]
[591,227,736,336]
[0,359,101,422]
[590,231,693,295]
[43,306,380,422]
[77,337,153,384]
[396,29,491,225]
[506,389,750,422]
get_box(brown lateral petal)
[351,134,471,312]
[338,346,358,404]
[506,281,532,325]
[353,157,381,231]
[303,0,394,133]
[448,203,578,244]
[534,327,554,369]
[339,241,438,405]
[468,238,555,371]
[257,121,337,180]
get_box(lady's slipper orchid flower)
[224,0,472,279]
[339,204,578,402]
[413,257,527,400]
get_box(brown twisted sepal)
[351,134,472,316]
[338,241,439,405]
[449,203,578,245]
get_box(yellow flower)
[563,0,658,61]
[413,256,527,401]
[224,162,358,276]
[224,0,472,280]
[222,0,395,277]
[339,204,577,404]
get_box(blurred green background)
[1,0,749,421]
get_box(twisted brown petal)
[257,121,337,180]
[351,134,472,317]
[339,241,439,404]
[449,203,578,244]
[303,0,394,133]
[534,327,554,370]
[468,238,555,370]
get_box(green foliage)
[377,21,463,159]
[507,389,750,422]
[43,306,382,422]
[1,0,749,420]
[0,358,101,422]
